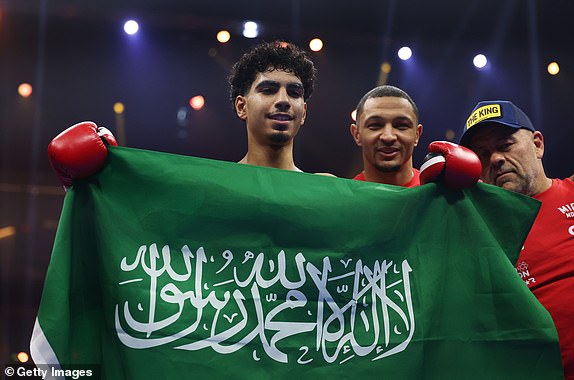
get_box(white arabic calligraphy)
[115,244,415,365]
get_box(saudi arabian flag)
[31,146,563,379]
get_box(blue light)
[398,47,412,61]
[123,20,139,35]
[473,54,488,69]
[242,21,258,38]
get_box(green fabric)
[33,146,563,379]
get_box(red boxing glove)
[420,141,482,189]
[48,121,118,189]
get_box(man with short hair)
[350,85,481,189]
[350,85,422,186]
[460,100,574,379]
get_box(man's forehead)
[467,124,517,147]
[360,97,416,121]
[254,69,302,85]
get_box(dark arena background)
[1,0,573,366]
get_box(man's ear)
[532,131,545,159]
[235,96,247,120]
[300,103,307,125]
[414,123,423,147]
[350,123,361,146]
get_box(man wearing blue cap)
[460,100,574,379]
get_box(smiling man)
[229,41,316,172]
[350,85,480,188]
[350,86,422,186]
[460,100,574,379]
[350,86,423,186]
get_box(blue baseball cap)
[459,100,535,147]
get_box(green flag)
[31,146,563,379]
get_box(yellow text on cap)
[466,104,501,130]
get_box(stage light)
[377,62,391,86]
[177,107,188,123]
[309,38,323,52]
[113,102,125,115]
[547,62,560,75]
[190,95,205,110]
[351,109,357,122]
[398,47,412,61]
[242,21,258,38]
[17,352,29,363]
[123,20,139,35]
[17,83,33,98]
[217,30,231,43]
[473,54,487,69]
[0,226,16,240]
[381,62,391,74]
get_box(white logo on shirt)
[516,261,536,286]
[557,202,574,218]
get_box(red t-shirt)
[352,168,421,188]
[516,178,574,379]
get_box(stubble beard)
[374,163,402,173]
[269,131,290,145]
[499,173,536,196]
[372,146,404,173]
[491,165,533,196]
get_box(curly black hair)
[228,41,317,107]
